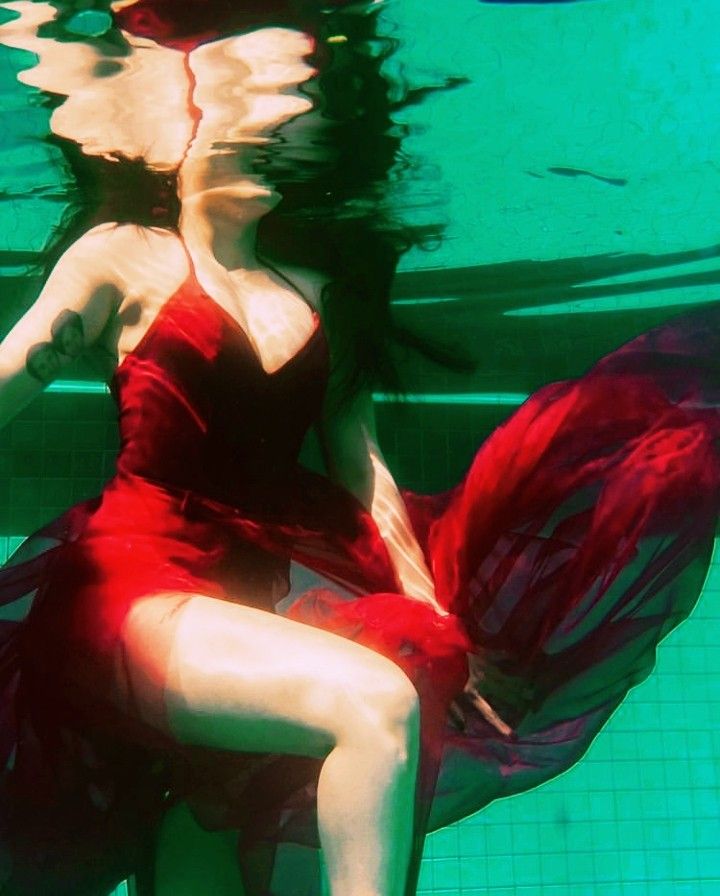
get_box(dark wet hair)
[50,141,180,230]
[28,0,473,404]
[252,1,474,403]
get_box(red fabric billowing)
[0,289,719,894]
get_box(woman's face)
[176,27,319,215]
[182,29,316,175]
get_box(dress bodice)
[111,274,329,511]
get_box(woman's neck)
[178,195,264,274]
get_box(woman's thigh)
[119,590,416,757]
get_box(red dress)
[1,271,719,895]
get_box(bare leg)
[121,593,420,896]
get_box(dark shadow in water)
[545,167,627,187]
[391,241,720,393]
[3,241,720,390]
[376,240,720,490]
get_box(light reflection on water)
[1,0,719,384]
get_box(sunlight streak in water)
[505,284,720,317]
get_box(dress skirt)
[0,305,719,895]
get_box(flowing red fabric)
[0,278,719,895]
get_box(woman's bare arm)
[317,386,447,615]
[0,227,119,429]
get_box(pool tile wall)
[1,390,718,896]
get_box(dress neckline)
[112,268,323,386]
[204,287,323,376]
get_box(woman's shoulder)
[65,224,187,293]
[63,222,182,266]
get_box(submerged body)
[2,219,720,896]
[0,221,444,896]
[0,3,719,896]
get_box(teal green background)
[401,4,720,893]
[1,1,719,894]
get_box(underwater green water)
[400,3,720,894]
[0,1,718,894]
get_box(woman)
[1,2,720,896]
[0,6,471,895]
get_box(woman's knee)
[336,660,420,753]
